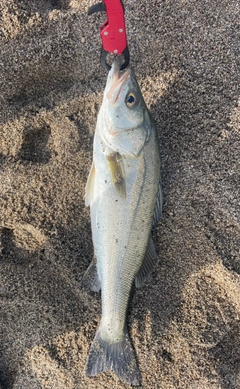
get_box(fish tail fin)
[86,327,141,386]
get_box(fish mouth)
[106,61,131,105]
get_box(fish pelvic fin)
[86,327,141,386]
[85,163,95,207]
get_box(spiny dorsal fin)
[135,236,157,288]
[152,180,163,226]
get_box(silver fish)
[84,59,162,385]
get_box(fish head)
[103,60,146,132]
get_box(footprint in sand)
[0,223,47,264]
[19,126,52,164]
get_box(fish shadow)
[128,15,239,384]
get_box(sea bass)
[84,59,162,385]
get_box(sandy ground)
[0,0,239,388]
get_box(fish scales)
[96,132,158,330]
[84,59,162,385]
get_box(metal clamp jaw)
[88,0,130,70]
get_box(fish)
[83,58,163,385]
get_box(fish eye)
[125,92,138,108]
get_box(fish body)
[84,59,162,385]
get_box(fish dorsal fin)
[106,152,126,199]
[85,163,95,207]
[135,236,157,288]
[152,180,163,226]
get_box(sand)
[0,0,239,388]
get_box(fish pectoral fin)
[135,236,157,288]
[152,180,163,226]
[86,327,140,385]
[81,258,101,292]
[85,163,95,207]
[106,152,126,199]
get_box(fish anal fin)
[86,327,141,385]
[81,259,101,292]
[85,163,95,207]
[135,237,157,288]
[106,152,126,199]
